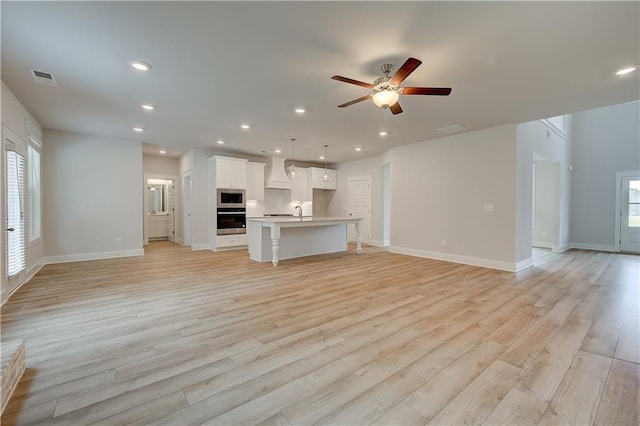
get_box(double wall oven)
[216,189,246,235]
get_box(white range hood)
[264,157,292,189]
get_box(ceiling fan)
[331,57,452,115]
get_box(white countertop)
[248,216,361,224]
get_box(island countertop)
[248,216,362,224]
[247,216,363,266]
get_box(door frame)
[143,174,179,246]
[182,172,192,247]
[2,125,27,300]
[615,169,640,252]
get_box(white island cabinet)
[247,217,362,266]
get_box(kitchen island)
[247,217,363,266]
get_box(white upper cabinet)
[246,162,265,200]
[290,167,311,203]
[212,155,247,189]
[309,167,337,190]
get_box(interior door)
[4,134,26,294]
[620,176,640,252]
[347,176,371,243]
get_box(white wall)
[570,101,640,249]
[1,80,44,303]
[390,124,520,269]
[143,154,179,176]
[330,124,525,270]
[43,129,143,261]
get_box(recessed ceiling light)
[355,147,362,152]
[141,104,155,111]
[240,124,250,130]
[133,127,144,132]
[159,150,167,154]
[295,108,306,114]
[275,149,282,154]
[129,60,151,71]
[615,66,637,76]
[378,131,388,137]
[216,140,225,145]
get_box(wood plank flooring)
[1,243,638,425]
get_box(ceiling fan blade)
[389,102,403,115]
[331,75,374,89]
[389,58,422,85]
[401,87,452,96]
[338,94,373,108]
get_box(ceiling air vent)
[437,124,466,135]
[29,69,57,86]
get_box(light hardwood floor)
[1,242,638,425]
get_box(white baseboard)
[176,238,186,246]
[532,241,553,249]
[2,258,45,306]
[515,257,534,272]
[44,249,144,264]
[389,246,524,272]
[190,243,210,251]
[570,242,619,253]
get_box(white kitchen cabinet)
[246,162,265,200]
[216,234,247,248]
[211,155,247,189]
[290,167,311,203]
[309,167,337,190]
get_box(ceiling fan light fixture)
[372,90,400,108]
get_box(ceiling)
[2,2,638,164]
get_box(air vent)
[437,124,466,135]
[29,69,57,86]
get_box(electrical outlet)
[115,238,121,245]
[441,239,447,247]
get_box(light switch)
[483,204,495,212]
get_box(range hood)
[264,157,292,189]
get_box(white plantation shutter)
[7,149,26,277]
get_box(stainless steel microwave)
[217,189,245,207]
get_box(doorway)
[143,176,177,245]
[382,163,390,247]
[347,175,371,243]
[616,171,640,253]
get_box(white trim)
[389,246,525,272]
[615,170,640,252]
[552,243,571,253]
[190,243,210,251]
[532,241,553,249]
[176,238,186,246]
[2,259,45,306]
[44,249,144,264]
[365,239,384,247]
[540,117,567,140]
[570,242,619,253]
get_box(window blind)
[7,149,26,277]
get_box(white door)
[183,174,192,246]
[620,176,640,252]
[167,181,175,243]
[4,137,26,294]
[347,176,371,243]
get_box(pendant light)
[322,145,329,182]
[290,138,296,178]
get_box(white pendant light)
[322,145,329,182]
[290,138,296,177]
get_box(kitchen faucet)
[294,205,302,219]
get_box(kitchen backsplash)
[246,189,314,217]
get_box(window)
[6,149,26,277]
[628,179,640,227]
[27,133,42,242]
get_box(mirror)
[148,184,165,213]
